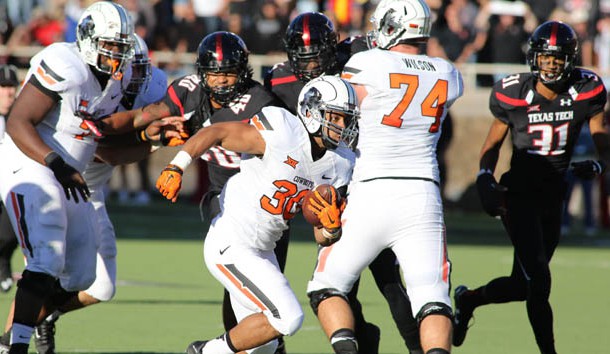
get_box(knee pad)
[416,302,453,325]
[17,270,56,298]
[308,288,348,315]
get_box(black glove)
[476,171,507,217]
[570,160,606,180]
[44,152,90,203]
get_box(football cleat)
[34,317,58,354]
[185,340,208,354]
[453,285,475,346]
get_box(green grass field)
[1,199,609,353]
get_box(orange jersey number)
[381,73,448,133]
[260,180,309,220]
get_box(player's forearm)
[98,109,140,134]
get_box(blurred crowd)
[2,0,610,82]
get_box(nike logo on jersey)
[219,246,231,255]
[111,93,120,100]
[12,168,22,174]
[321,175,331,180]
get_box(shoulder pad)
[29,43,88,92]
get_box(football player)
[156,75,359,354]
[100,30,285,351]
[453,21,610,353]
[28,34,168,354]
[264,11,422,354]
[0,2,135,353]
[307,1,464,353]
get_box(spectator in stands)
[247,0,287,54]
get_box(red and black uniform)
[265,35,422,354]
[164,74,282,218]
[477,69,606,352]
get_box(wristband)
[169,150,193,171]
[322,227,342,240]
[477,168,493,177]
[135,129,148,142]
[44,151,63,168]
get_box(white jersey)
[0,115,5,142]
[342,48,463,183]
[83,66,167,191]
[213,106,355,251]
[2,42,130,173]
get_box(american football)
[301,184,339,227]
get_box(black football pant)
[474,193,561,354]
[348,248,422,353]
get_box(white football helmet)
[124,34,152,95]
[76,1,135,76]
[297,75,359,149]
[367,0,431,50]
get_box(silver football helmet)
[297,75,359,149]
[124,34,152,95]
[76,1,135,76]
[367,0,431,49]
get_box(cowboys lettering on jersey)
[490,68,606,193]
[164,74,282,193]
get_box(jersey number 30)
[382,73,448,133]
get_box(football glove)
[476,171,507,217]
[161,131,190,147]
[44,152,90,203]
[156,164,184,203]
[307,188,342,231]
[570,160,606,180]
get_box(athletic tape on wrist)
[169,150,192,171]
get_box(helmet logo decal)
[78,15,95,40]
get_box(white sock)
[10,323,34,345]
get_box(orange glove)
[307,188,342,230]
[162,131,190,147]
[156,164,184,203]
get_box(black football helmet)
[196,31,252,106]
[284,12,338,82]
[527,21,578,85]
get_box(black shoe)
[186,340,208,354]
[34,317,57,354]
[357,322,380,354]
[274,336,286,354]
[453,285,475,347]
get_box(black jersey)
[163,74,282,192]
[489,69,607,191]
[264,36,369,115]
